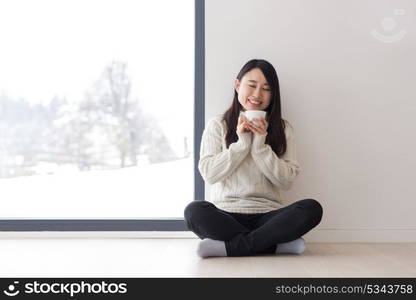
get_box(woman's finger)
[250,120,267,135]
[252,120,264,131]
[242,121,250,130]
[247,122,261,134]
[246,120,255,129]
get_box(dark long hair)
[223,59,287,157]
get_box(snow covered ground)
[0,157,193,218]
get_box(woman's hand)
[246,118,268,136]
[237,115,251,134]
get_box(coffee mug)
[244,110,266,124]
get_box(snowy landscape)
[0,157,193,219]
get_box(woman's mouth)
[248,98,262,106]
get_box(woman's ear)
[234,79,240,93]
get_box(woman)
[184,59,323,258]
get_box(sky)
[0,0,195,155]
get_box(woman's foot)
[197,238,227,258]
[275,238,305,254]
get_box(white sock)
[197,238,227,258]
[275,238,305,255]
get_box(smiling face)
[235,68,272,111]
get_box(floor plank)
[0,239,415,277]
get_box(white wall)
[205,0,416,242]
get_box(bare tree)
[91,60,177,167]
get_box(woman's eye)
[248,85,270,91]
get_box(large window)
[0,0,204,230]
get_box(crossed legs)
[184,199,323,257]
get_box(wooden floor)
[1,238,415,277]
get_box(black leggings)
[184,199,323,256]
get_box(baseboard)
[0,228,415,242]
[303,228,416,243]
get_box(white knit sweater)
[198,114,301,213]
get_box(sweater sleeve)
[198,117,252,185]
[250,122,301,190]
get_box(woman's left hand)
[247,118,268,136]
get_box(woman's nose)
[252,88,261,98]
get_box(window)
[0,0,204,230]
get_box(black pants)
[184,199,323,257]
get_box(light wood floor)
[0,238,415,277]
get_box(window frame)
[0,0,205,232]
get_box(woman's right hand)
[237,115,251,134]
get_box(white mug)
[244,110,266,124]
